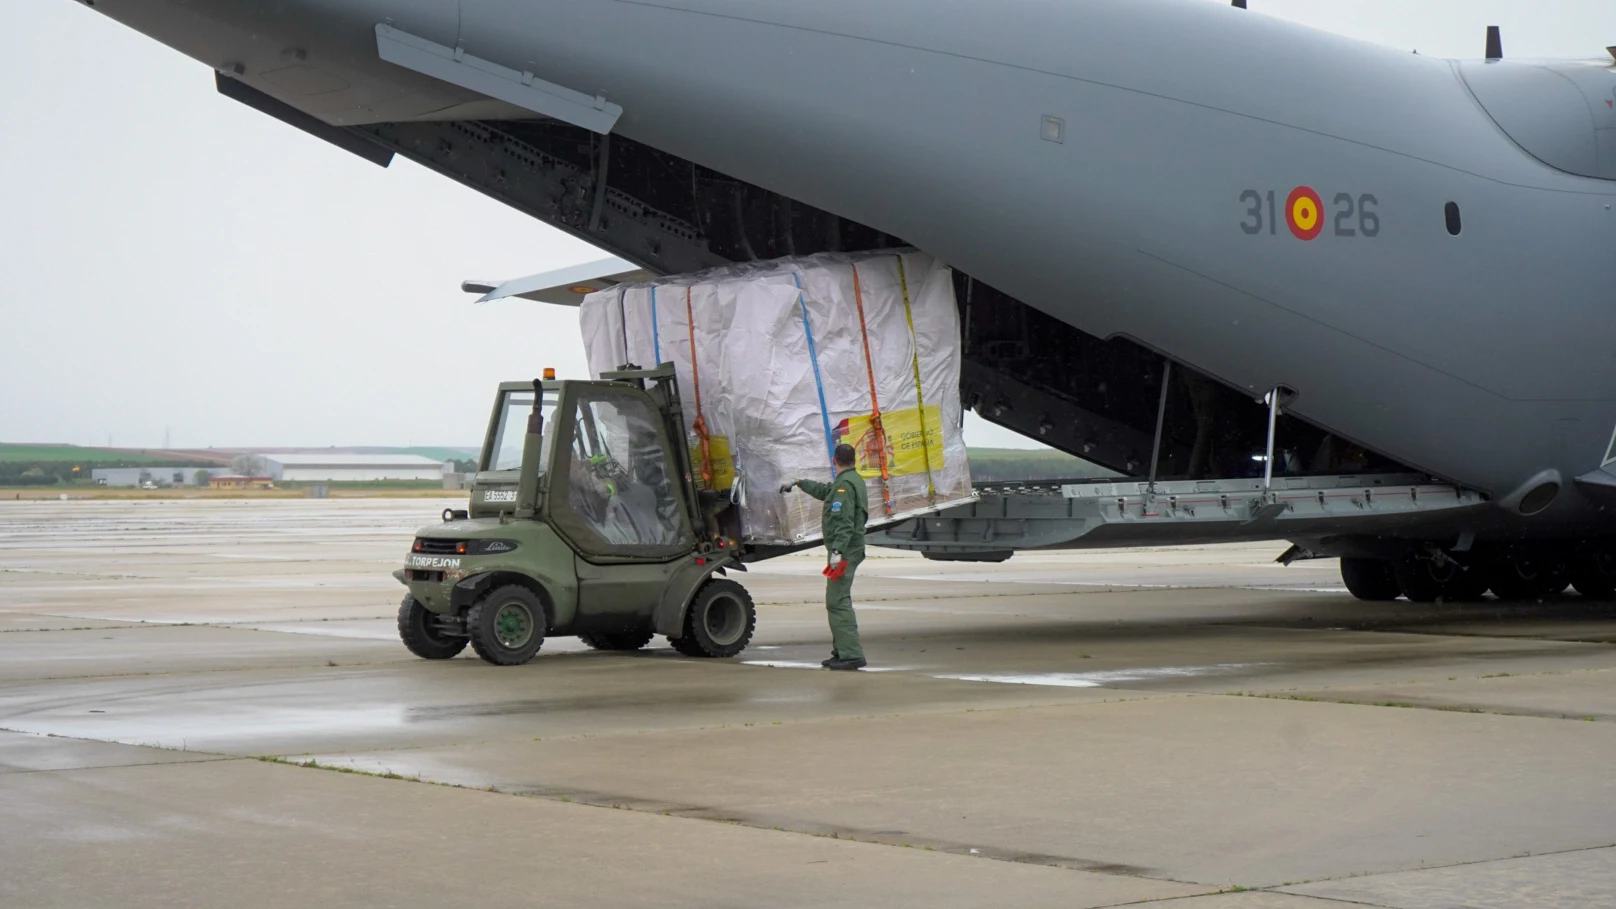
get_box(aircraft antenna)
[1232,0,1247,8]
[1486,26,1503,61]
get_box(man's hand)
[778,480,797,494]
[822,551,847,580]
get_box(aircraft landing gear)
[1481,545,1568,602]
[1390,549,1487,603]
[1569,544,1616,600]
[1337,540,1616,604]
[1340,557,1400,601]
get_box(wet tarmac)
[3,499,1616,907]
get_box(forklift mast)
[598,364,741,552]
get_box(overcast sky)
[3,1,1613,450]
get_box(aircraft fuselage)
[79,0,1616,535]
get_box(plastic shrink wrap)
[580,250,972,544]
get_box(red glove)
[822,559,849,581]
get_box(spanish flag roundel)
[1286,186,1324,241]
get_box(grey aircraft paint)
[70,0,1616,544]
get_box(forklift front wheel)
[466,585,547,666]
[670,578,756,658]
[397,594,468,660]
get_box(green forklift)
[394,366,759,665]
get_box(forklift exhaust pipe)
[516,378,545,519]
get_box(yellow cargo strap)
[685,286,715,489]
[896,255,938,502]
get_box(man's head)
[834,444,856,469]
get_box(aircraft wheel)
[1339,558,1400,601]
[1570,546,1616,600]
[1393,553,1464,603]
[669,578,756,658]
[397,594,468,660]
[579,630,656,651]
[1485,547,1567,602]
[466,585,547,665]
[1445,564,1491,602]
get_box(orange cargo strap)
[850,264,895,516]
[895,255,937,501]
[685,286,715,489]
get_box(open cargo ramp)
[871,473,1488,558]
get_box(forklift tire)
[578,630,656,651]
[466,585,547,666]
[397,594,468,660]
[669,578,756,658]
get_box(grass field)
[0,444,190,465]
[0,487,454,501]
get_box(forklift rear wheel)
[669,578,756,658]
[466,585,547,666]
[397,594,468,660]
[579,630,656,651]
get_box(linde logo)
[484,489,518,503]
[482,541,513,553]
[409,556,461,569]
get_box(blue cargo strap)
[794,273,836,470]
[649,286,663,365]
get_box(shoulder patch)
[836,487,845,493]
[830,501,843,513]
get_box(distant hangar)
[263,454,447,483]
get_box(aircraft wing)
[461,257,656,306]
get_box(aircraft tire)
[1485,548,1568,602]
[397,594,468,660]
[579,630,656,651]
[1569,547,1616,600]
[1393,554,1464,603]
[1340,558,1401,601]
[668,579,756,658]
[1445,565,1491,602]
[466,585,547,665]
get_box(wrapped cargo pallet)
[579,250,973,545]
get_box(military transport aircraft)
[74,0,1616,603]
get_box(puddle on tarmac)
[3,705,406,751]
[239,621,399,641]
[933,663,1273,688]
[741,660,910,673]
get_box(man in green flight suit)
[782,443,869,670]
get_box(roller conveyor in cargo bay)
[870,473,1488,556]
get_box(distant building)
[208,475,274,490]
[91,467,229,488]
[261,454,448,483]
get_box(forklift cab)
[482,377,696,558]
[399,368,754,666]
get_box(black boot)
[821,651,839,668]
[825,658,867,671]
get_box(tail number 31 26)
[1241,188,1378,241]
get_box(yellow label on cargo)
[834,406,944,479]
[689,434,736,490]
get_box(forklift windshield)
[550,385,693,559]
[484,389,558,472]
